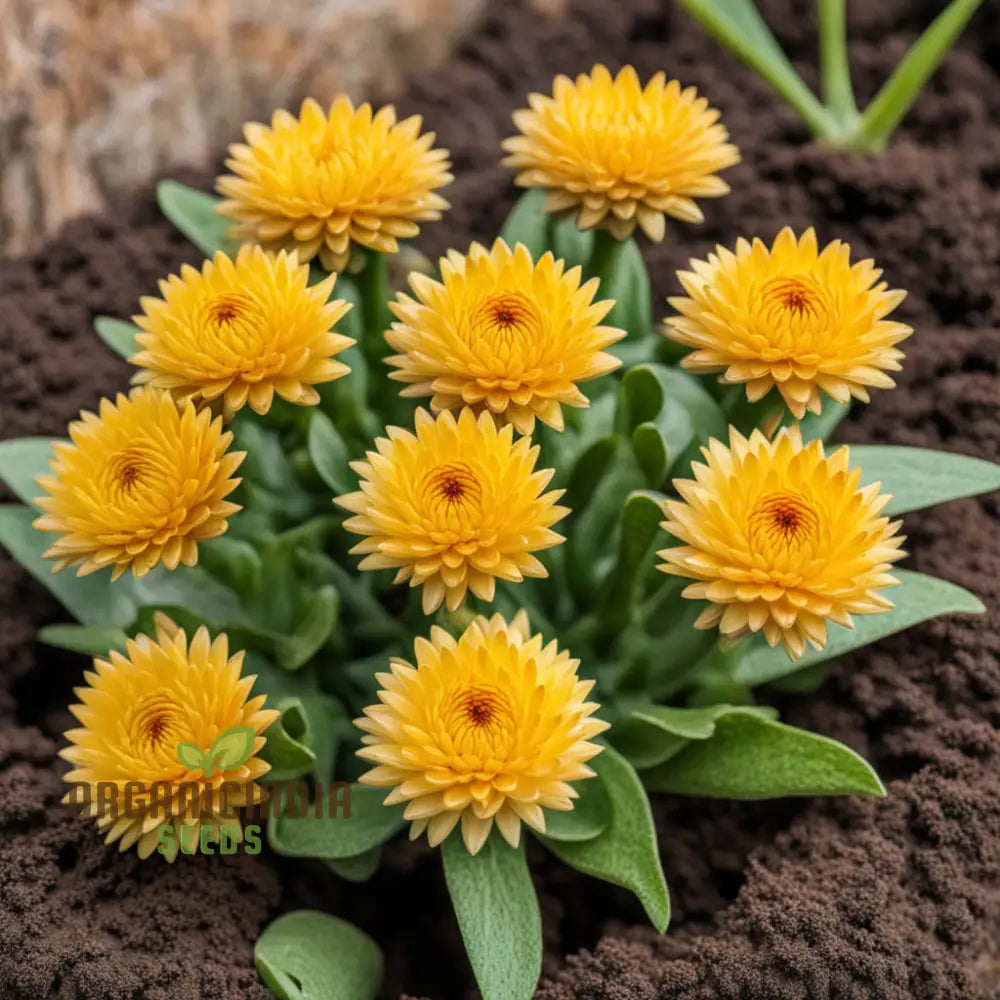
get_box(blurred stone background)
[0,0,517,254]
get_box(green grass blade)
[678,0,837,138]
[856,0,983,148]
[817,0,858,123]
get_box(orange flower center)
[105,447,154,500]
[422,463,482,509]
[443,685,515,747]
[206,292,255,326]
[750,491,819,547]
[470,292,542,351]
[129,692,184,753]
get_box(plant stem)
[817,0,858,126]
[586,227,624,284]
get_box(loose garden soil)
[1,1,998,997]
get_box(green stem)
[817,0,858,125]
[586,228,624,284]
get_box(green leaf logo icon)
[176,742,208,771]
[175,726,257,777]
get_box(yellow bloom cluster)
[40,67,918,868]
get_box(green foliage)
[734,569,985,686]
[542,746,670,931]
[442,833,542,1000]
[679,0,983,152]
[641,712,885,799]
[255,911,382,1000]
[93,316,141,359]
[156,181,238,257]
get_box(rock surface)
[0,0,486,254]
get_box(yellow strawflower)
[665,227,912,418]
[386,239,625,434]
[336,408,568,614]
[501,64,739,241]
[658,425,906,660]
[131,245,354,418]
[356,611,608,855]
[61,615,279,860]
[216,96,453,272]
[34,388,243,581]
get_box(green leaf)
[157,180,237,257]
[0,437,55,506]
[93,316,141,359]
[620,367,663,431]
[442,833,542,1000]
[600,491,665,632]
[275,585,339,671]
[37,623,129,658]
[550,213,595,270]
[308,410,353,495]
[325,847,382,883]
[856,0,984,149]
[850,445,1000,516]
[0,505,138,625]
[734,568,985,686]
[207,725,257,774]
[641,713,885,799]
[543,769,611,842]
[594,236,652,342]
[612,703,778,769]
[261,699,317,782]
[196,537,263,603]
[563,436,618,512]
[176,742,208,771]
[678,0,837,139]
[255,910,382,1000]
[542,745,670,931]
[269,784,405,859]
[499,188,550,259]
[302,693,348,783]
[632,423,668,488]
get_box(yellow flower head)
[386,239,625,434]
[658,425,906,660]
[501,64,739,241]
[356,610,608,855]
[216,96,453,272]
[131,245,354,418]
[336,408,568,614]
[665,227,912,419]
[34,388,244,581]
[60,615,279,860]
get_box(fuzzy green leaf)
[596,236,652,342]
[325,847,382,883]
[37,623,129,658]
[632,423,669,488]
[269,784,405,859]
[157,180,237,257]
[442,833,542,1000]
[542,768,611,842]
[93,316,141,359]
[850,445,1000,516]
[612,703,778,769]
[563,435,619,512]
[734,568,985,686]
[499,188,550,259]
[255,910,382,1000]
[274,585,339,671]
[641,713,884,799]
[0,505,137,625]
[620,367,664,431]
[308,411,353,495]
[542,745,670,931]
[261,699,317,782]
[0,437,55,507]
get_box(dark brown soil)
[1,1,999,998]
